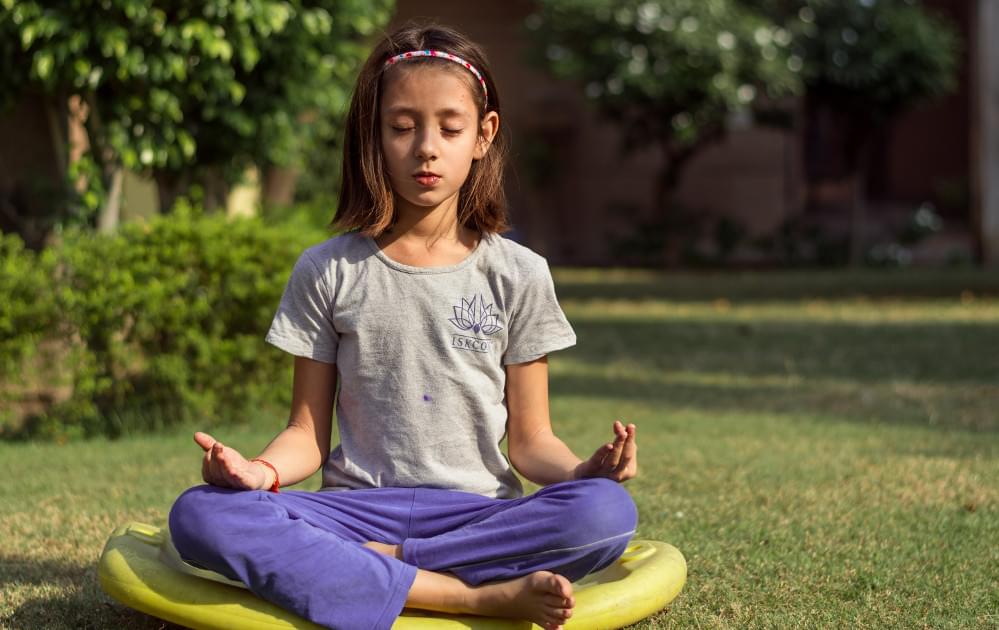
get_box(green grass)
[3,269,998,629]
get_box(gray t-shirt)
[264,231,576,499]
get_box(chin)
[409,190,457,206]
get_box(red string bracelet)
[250,458,280,493]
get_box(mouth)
[413,172,442,187]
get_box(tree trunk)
[97,167,124,233]
[154,171,191,214]
[201,166,228,213]
[262,163,300,208]
[655,132,720,267]
[43,92,68,182]
[81,92,128,230]
[847,133,875,267]
[0,90,66,249]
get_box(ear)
[474,111,500,160]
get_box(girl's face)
[380,65,499,220]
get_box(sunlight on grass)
[564,296,999,323]
[2,269,998,629]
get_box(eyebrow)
[385,106,469,118]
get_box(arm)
[196,356,337,490]
[505,356,638,486]
[505,356,580,485]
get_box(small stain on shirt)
[422,394,432,402]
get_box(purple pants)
[168,477,637,630]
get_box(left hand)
[574,420,638,482]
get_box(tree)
[524,0,801,263]
[752,0,961,265]
[0,0,392,243]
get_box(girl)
[168,21,639,630]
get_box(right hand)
[194,431,268,491]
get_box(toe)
[543,617,563,630]
[544,593,574,607]
[555,575,573,600]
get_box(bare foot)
[467,571,574,630]
[362,541,402,560]
[379,546,575,629]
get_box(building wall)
[391,0,802,264]
[866,0,970,221]
[0,90,65,246]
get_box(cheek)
[381,136,409,171]
[455,134,481,160]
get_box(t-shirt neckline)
[362,231,490,275]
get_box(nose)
[414,127,439,162]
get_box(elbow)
[286,421,329,473]
[508,447,526,478]
[507,435,541,478]
[318,444,331,470]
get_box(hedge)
[1,205,331,440]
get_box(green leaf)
[32,49,53,80]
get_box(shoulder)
[288,232,369,300]
[481,232,551,279]
[300,231,368,267]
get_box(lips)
[413,172,441,187]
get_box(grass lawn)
[2,269,998,629]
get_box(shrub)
[10,205,331,440]
[0,233,59,429]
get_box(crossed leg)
[369,477,637,629]
[169,478,636,630]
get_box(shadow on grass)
[565,319,999,386]
[550,371,998,435]
[1,554,181,629]
[554,269,999,303]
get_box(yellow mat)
[99,522,685,629]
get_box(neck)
[388,193,466,243]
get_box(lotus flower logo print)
[449,295,503,354]
[449,295,503,335]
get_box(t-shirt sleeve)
[264,251,339,364]
[502,258,576,365]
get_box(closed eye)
[390,127,464,136]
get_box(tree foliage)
[524,0,802,192]
[767,0,960,121]
[750,0,962,264]
[0,0,392,231]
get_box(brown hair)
[332,21,510,236]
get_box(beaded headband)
[383,49,489,101]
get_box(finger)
[613,426,638,477]
[597,442,614,467]
[194,431,216,452]
[614,420,628,440]
[201,452,212,484]
[611,420,628,441]
[614,425,637,468]
[614,454,635,480]
[203,448,220,486]
[605,423,626,469]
